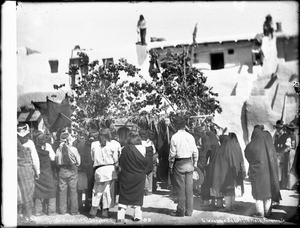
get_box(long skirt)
[18,165,35,204]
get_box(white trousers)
[91,180,115,209]
[117,203,142,220]
[255,199,272,216]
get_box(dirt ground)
[20,180,299,226]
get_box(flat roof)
[148,32,298,50]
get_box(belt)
[175,157,191,161]
[94,164,114,170]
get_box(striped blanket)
[18,140,35,204]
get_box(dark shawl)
[73,138,90,190]
[262,131,282,202]
[118,144,150,206]
[200,132,220,199]
[34,146,56,199]
[245,128,281,201]
[210,136,244,195]
[205,131,220,163]
[83,139,94,179]
[17,137,35,204]
[145,146,154,175]
[73,137,92,172]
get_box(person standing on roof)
[137,15,147,45]
[263,14,274,39]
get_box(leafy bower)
[128,49,222,126]
[68,50,222,130]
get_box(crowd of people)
[17,122,159,224]
[17,116,298,224]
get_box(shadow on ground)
[271,204,299,224]
[153,190,170,196]
[142,207,175,216]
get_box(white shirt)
[138,19,146,30]
[91,141,118,167]
[141,139,156,154]
[22,139,40,175]
[169,129,198,168]
[56,143,81,166]
[135,145,146,157]
[45,143,55,161]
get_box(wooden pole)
[280,93,287,122]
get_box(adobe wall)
[203,36,298,172]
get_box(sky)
[16,1,299,54]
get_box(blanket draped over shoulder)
[118,144,150,206]
[210,135,244,196]
[245,128,281,202]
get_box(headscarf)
[17,123,30,144]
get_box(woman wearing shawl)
[117,131,152,223]
[209,133,246,212]
[194,127,220,206]
[245,125,281,218]
[33,131,57,216]
[17,123,40,224]
[89,128,119,218]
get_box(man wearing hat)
[55,132,81,215]
[273,120,289,188]
[169,116,198,217]
[17,123,40,224]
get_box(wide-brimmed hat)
[193,167,204,187]
[274,120,284,129]
[17,123,30,137]
[285,122,298,130]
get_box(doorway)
[210,52,224,70]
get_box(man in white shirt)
[169,116,198,217]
